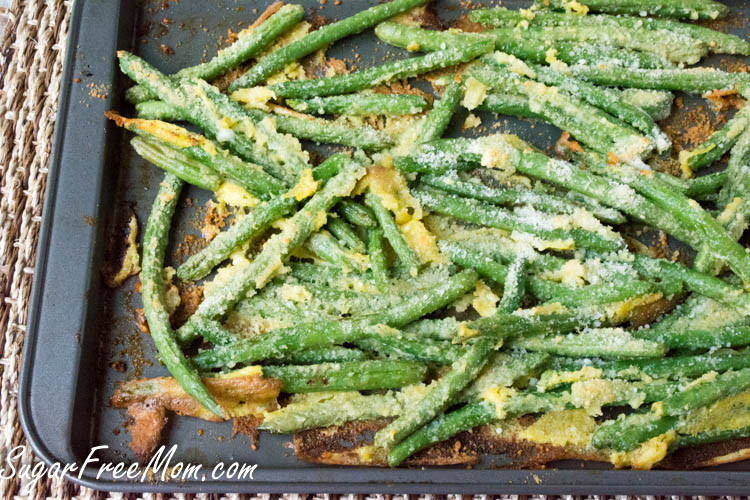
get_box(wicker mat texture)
[0,1,748,499]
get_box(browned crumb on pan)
[452,14,485,33]
[649,155,683,178]
[170,282,203,329]
[233,414,264,450]
[127,402,168,462]
[136,308,150,334]
[202,200,229,241]
[661,98,724,154]
[160,44,175,55]
[174,233,206,264]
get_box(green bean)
[471,59,653,159]
[304,230,368,271]
[288,260,365,284]
[630,254,749,309]
[402,317,460,341]
[531,64,670,152]
[568,65,750,94]
[267,346,368,364]
[530,278,658,307]
[337,200,377,228]
[499,257,525,313]
[461,352,550,401]
[365,192,421,274]
[676,426,750,449]
[510,328,667,359]
[695,128,750,273]
[368,228,389,291]
[471,8,746,55]
[387,400,496,466]
[353,334,462,364]
[594,368,750,451]
[192,269,479,369]
[401,135,699,244]
[268,108,396,150]
[548,350,750,381]
[117,52,308,184]
[679,105,750,175]
[422,172,626,224]
[268,42,493,98]
[189,317,242,346]
[176,195,297,281]
[589,160,750,286]
[375,21,671,69]
[139,99,395,151]
[619,89,674,121]
[537,0,729,21]
[388,353,546,467]
[126,4,305,103]
[130,137,222,192]
[417,77,463,144]
[592,412,678,452]
[686,171,728,199]
[326,217,366,252]
[477,92,540,119]
[262,360,427,393]
[375,336,496,452]
[261,391,406,433]
[287,94,428,116]
[136,100,188,121]
[489,26,705,66]
[141,173,225,418]
[661,368,750,416]
[718,125,750,211]
[414,185,624,253]
[176,160,364,345]
[114,112,287,198]
[648,324,750,350]
[230,0,431,90]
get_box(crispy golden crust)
[127,402,167,462]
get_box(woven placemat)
[0,1,746,499]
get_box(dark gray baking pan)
[18,0,750,494]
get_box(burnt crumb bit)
[110,361,127,373]
[162,17,173,25]
[160,44,175,55]
[136,308,150,334]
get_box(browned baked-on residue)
[661,98,724,154]
[170,281,203,329]
[127,402,168,462]
[160,44,175,55]
[175,233,206,264]
[452,14,485,33]
[233,414,264,450]
[202,200,229,241]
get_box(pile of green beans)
[111,0,750,471]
